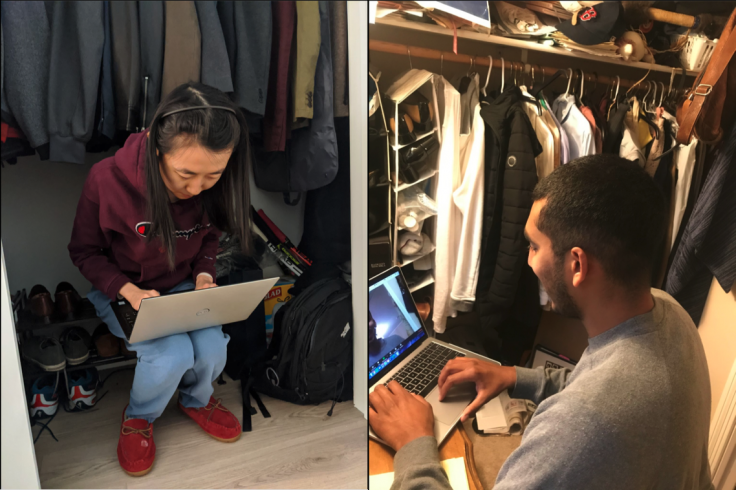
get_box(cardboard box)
[264,280,295,344]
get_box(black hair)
[145,82,252,270]
[532,155,666,288]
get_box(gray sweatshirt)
[391,289,714,490]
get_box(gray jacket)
[109,1,140,132]
[231,1,272,116]
[138,0,164,129]
[47,1,104,164]
[0,1,50,153]
[194,1,233,94]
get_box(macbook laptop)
[368,267,499,445]
[111,277,279,344]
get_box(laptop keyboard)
[385,342,465,397]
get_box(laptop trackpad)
[426,382,476,425]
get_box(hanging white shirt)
[449,76,485,315]
[432,75,462,334]
[661,110,699,248]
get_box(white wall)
[698,278,736,421]
[0,150,304,297]
[348,0,368,418]
[1,244,41,489]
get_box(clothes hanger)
[500,57,505,92]
[658,82,665,108]
[407,47,412,70]
[533,68,565,99]
[529,65,536,92]
[482,55,492,97]
[565,68,573,97]
[638,81,660,138]
[459,56,474,94]
[440,53,444,78]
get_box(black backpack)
[220,264,273,431]
[253,276,353,415]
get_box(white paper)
[370,457,470,490]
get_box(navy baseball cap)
[556,2,626,45]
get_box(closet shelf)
[21,353,137,379]
[375,16,701,77]
[15,298,101,332]
[400,249,434,268]
[395,167,438,192]
[390,127,437,150]
[409,273,435,293]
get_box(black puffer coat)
[475,87,542,363]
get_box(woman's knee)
[190,327,228,367]
[147,333,195,374]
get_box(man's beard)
[544,256,582,319]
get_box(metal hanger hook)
[500,57,505,92]
[440,53,443,77]
[565,68,573,96]
[614,76,620,100]
[407,47,412,70]
[658,81,665,107]
[580,69,585,99]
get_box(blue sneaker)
[28,372,61,419]
[64,368,99,411]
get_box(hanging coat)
[161,1,200,98]
[666,121,736,324]
[288,1,338,188]
[1,1,50,157]
[194,1,233,94]
[110,1,140,132]
[138,0,164,129]
[47,1,104,164]
[250,2,337,201]
[476,87,542,362]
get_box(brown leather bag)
[677,7,736,145]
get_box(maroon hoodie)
[69,131,221,300]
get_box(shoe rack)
[383,69,440,295]
[12,292,136,379]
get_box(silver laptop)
[368,267,499,445]
[111,277,279,344]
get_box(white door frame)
[348,0,368,418]
[1,243,41,489]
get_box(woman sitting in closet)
[68,83,252,477]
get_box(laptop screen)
[368,269,426,382]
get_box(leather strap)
[677,8,736,144]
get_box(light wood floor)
[31,369,367,489]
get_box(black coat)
[476,87,542,363]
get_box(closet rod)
[370,40,675,89]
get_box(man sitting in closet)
[369,155,713,489]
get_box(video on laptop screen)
[368,271,425,381]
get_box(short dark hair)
[532,155,666,288]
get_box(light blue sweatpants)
[87,279,230,423]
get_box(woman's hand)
[119,282,160,311]
[437,358,517,422]
[195,274,218,290]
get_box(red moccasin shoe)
[179,396,241,442]
[118,405,155,476]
